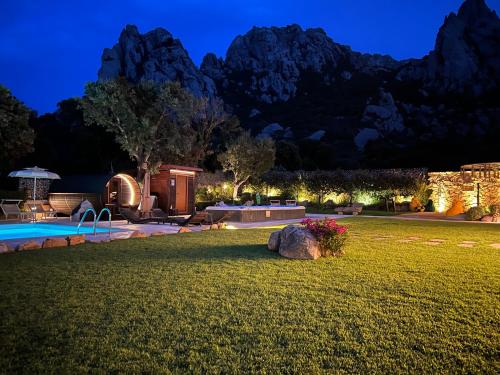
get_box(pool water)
[0,223,117,240]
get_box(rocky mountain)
[397,0,500,94]
[98,25,215,97]
[201,24,400,103]
[97,0,500,170]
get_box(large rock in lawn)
[267,230,281,252]
[16,240,41,251]
[67,235,86,246]
[42,237,68,249]
[0,242,14,254]
[278,225,321,260]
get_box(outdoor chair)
[0,200,31,221]
[34,203,58,219]
[335,203,364,215]
[119,207,168,224]
[285,200,297,206]
[270,200,281,206]
[151,208,169,219]
[170,211,212,227]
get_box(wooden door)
[175,175,188,213]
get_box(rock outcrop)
[201,24,399,103]
[94,0,500,170]
[98,25,216,97]
[397,0,500,94]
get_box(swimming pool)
[0,223,118,240]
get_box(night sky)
[1,0,499,114]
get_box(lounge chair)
[285,200,297,206]
[170,211,212,227]
[119,207,168,224]
[34,202,58,219]
[0,199,31,221]
[270,200,281,206]
[151,208,169,219]
[335,203,364,215]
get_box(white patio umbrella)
[8,166,61,203]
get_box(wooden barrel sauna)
[48,173,141,216]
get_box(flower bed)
[301,218,348,256]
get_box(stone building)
[428,162,500,212]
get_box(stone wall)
[428,172,500,212]
[18,179,52,200]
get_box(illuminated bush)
[465,206,488,221]
[446,200,465,216]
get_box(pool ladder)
[76,208,112,236]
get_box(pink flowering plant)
[301,217,348,257]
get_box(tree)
[218,132,275,200]
[303,170,337,204]
[183,97,229,166]
[261,169,302,198]
[82,78,226,181]
[0,85,34,167]
[28,98,130,174]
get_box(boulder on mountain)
[98,25,216,97]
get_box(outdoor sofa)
[335,203,364,215]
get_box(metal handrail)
[93,208,112,236]
[76,208,96,234]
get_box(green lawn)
[0,218,499,373]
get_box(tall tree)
[218,132,275,200]
[0,85,34,167]
[184,97,228,165]
[28,98,130,174]
[82,79,191,181]
[82,79,229,181]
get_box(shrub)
[409,197,422,212]
[465,206,489,221]
[301,218,348,257]
[446,200,465,216]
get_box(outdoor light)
[170,169,195,176]
[116,173,137,206]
